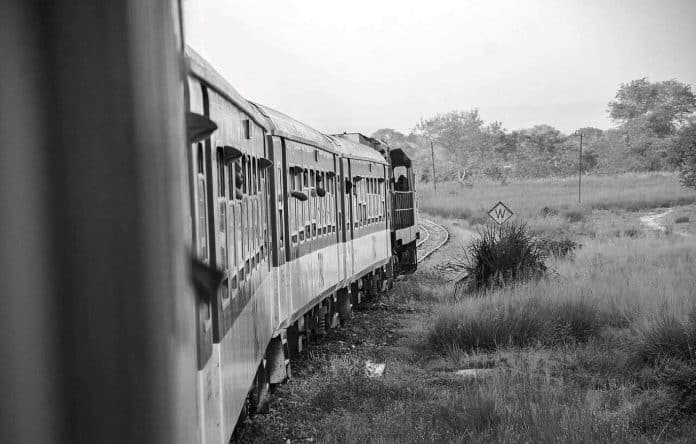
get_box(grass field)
[418,172,696,222]
[419,173,696,442]
[242,173,696,443]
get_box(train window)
[252,157,258,195]
[235,202,242,273]
[243,119,252,140]
[241,157,248,194]
[229,205,237,289]
[197,144,204,174]
[196,143,208,261]
[245,199,250,274]
[229,162,236,200]
[303,168,308,188]
[217,149,225,197]
[246,157,252,195]
[252,199,258,262]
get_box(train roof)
[185,46,269,131]
[250,102,336,152]
[329,134,389,164]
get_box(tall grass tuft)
[456,222,547,294]
[428,295,606,353]
[632,309,696,365]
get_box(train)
[1,2,417,444]
[186,47,419,442]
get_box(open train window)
[242,119,252,140]
[196,143,208,261]
[229,162,237,200]
[197,144,204,174]
[216,149,225,197]
[241,157,248,194]
[252,157,258,195]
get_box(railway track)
[416,217,449,263]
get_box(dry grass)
[418,173,696,222]
[242,175,696,443]
[426,233,696,442]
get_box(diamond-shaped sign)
[488,201,513,226]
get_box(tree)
[414,109,492,179]
[669,122,696,188]
[608,78,696,137]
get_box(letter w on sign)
[487,201,513,226]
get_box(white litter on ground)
[365,361,386,378]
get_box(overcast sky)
[184,0,696,136]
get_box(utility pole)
[575,131,583,204]
[430,140,437,192]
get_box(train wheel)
[324,295,340,330]
[286,321,305,359]
[315,304,328,336]
[337,288,352,324]
[267,333,291,386]
[367,273,380,298]
[351,279,364,306]
[249,359,270,414]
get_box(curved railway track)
[416,217,449,263]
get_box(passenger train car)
[1,3,417,444]
[186,48,418,442]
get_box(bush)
[624,227,641,237]
[534,233,580,258]
[562,208,587,223]
[631,311,696,365]
[539,206,559,217]
[456,222,547,294]
[675,216,690,224]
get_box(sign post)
[487,201,513,226]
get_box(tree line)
[374,78,696,187]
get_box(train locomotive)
[186,48,418,441]
[0,3,417,444]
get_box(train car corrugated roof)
[329,134,388,164]
[250,102,335,152]
[185,46,268,131]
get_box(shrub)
[631,310,696,365]
[562,208,587,223]
[456,222,547,294]
[534,233,580,258]
[624,227,641,237]
[539,206,559,217]
[675,216,690,224]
